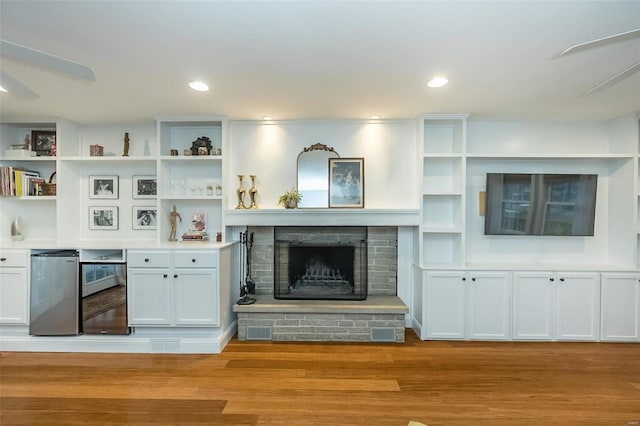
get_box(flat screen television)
[484,173,597,236]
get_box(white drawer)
[174,250,218,268]
[0,250,28,268]
[127,250,171,268]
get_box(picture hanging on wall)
[132,175,157,199]
[89,206,118,230]
[328,158,364,208]
[30,130,56,156]
[132,207,157,230]
[89,175,119,199]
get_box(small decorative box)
[89,144,104,156]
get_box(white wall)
[228,120,418,209]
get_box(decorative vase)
[10,216,24,241]
[236,175,247,209]
[249,175,259,209]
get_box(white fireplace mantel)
[224,209,421,227]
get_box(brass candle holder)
[249,175,259,209]
[236,175,247,209]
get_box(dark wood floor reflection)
[1,331,639,425]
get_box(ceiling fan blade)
[0,70,40,99]
[0,39,95,81]
[556,28,640,58]
[585,62,640,95]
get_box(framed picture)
[31,130,56,156]
[132,175,157,199]
[329,158,364,208]
[89,206,118,230]
[132,207,157,230]
[89,175,119,199]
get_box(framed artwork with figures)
[89,206,118,230]
[132,175,157,199]
[328,158,364,208]
[89,175,119,199]
[31,130,56,156]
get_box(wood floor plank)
[1,330,639,425]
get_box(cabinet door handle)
[163,274,168,278]
[559,278,565,282]
[192,258,196,263]
[471,277,476,282]
[461,277,466,281]
[549,278,555,282]
[144,258,150,263]
[0,257,6,262]
[174,274,178,278]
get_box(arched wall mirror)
[297,143,340,208]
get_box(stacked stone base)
[234,296,407,343]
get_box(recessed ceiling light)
[263,116,273,121]
[189,81,209,92]
[427,77,448,88]
[0,86,7,93]
[370,115,381,119]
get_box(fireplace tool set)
[237,230,256,305]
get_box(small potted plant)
[278,187,303,209]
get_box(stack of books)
[181,231,209,242]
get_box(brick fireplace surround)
[233,226,408,342]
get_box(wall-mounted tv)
[484,173,597,236]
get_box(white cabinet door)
[512,272,555,340]
[467,272,512,340]
[127,268,172,325]
[424,271,465,339]
[174,269,219,326]
[601,273,640,342]
[556,272,600,341]
[0,268,28,324]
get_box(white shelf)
[422,227,463,234]
[58,156,156,162]
[8,196,56,201]
[224,208,421,226]
[160,155,222,161]
[160,195,222,201]
[466,153,635,159]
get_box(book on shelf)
[0,167,42,196]
[181,231,209,241]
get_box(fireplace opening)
[274,229,367,300]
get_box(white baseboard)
[0,322,238,354]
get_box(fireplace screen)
[274,239,367,300]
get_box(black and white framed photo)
[89,206,118,230]
[132,207,157,230]
[89,175,119,199]
[132,175,157,199]
[328,158,364,208]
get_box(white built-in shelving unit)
[414,114,640,342]
[0,116,227,244]
[417,114,468,268]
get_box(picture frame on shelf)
[328,158,364,208]
[89,175,119,199]
[132,175,157,199]
[31,130,56,156]
[89,206,118,230]
[132,207,157,230]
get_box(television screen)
[484,173,597,236]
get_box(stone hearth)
[233,226,407,342]
[235,295,407,342]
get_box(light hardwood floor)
[1,331,639,425]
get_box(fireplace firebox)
[274,227,368,300]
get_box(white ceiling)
[0,1,639,125]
